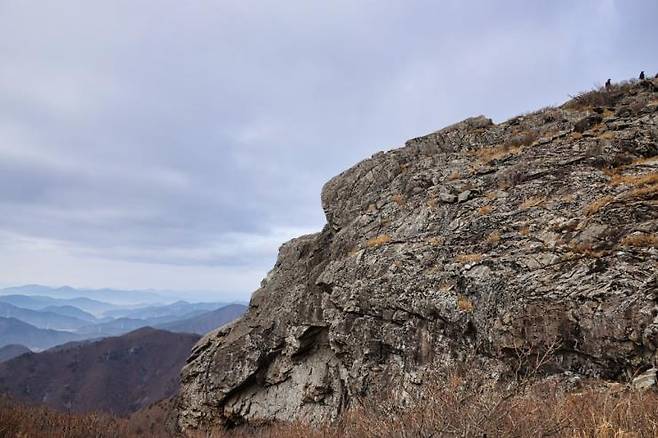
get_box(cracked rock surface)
[177,79,658,431]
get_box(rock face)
[177,79,658,431]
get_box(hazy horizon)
[0,283,246,303]
[1,0,657,300]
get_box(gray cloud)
[1,0,656,298]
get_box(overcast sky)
[0,0,656,300]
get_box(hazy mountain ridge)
[0,302,90,330]
[0,294,117,316]
[41,305,97,322]
[1,285,167,306]
[0,288,242,349]
[0,328,200,415]
[156,304,247,335]
[0,317,83,350]
[101,300,228,320]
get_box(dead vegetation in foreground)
[0,396,168,438]
[2,376,658,438]
[211,378,658,438]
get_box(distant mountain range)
[102,300,228,319]
[157,304,247,335]
[41,305,97,322]
[0,294,117,316]
[0,302,90,330]
[0,298,246,349]
[0,317,83,350]
[0,285,168,306]
[0,286,247,351]
[0,328,200,415]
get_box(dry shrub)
[620,233,658,248]
[567,89,616,108]
[366,234,392,248]
[0,397,135,438]
[210,376,658,438]
[455,253,483,264]
[584,195,614,216]
[519,225,530,236]
[565,82,633,110]
[427,236,444,246]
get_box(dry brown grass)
[475,144,521,163]
[4,376,658,438]
[427,236,444,246]
[478,204,493,215]
[366,234,392,248]
[519,225,530,236]
[456,295,475,312]
[620,233,658,248]
[473,131,537,164]
[486,230,501,245]
[622,182,658,201]
[455,253,483,264]
[610,171,658,187]
[0,397,134,438]
[209,377,658,438]
[584,195,614,216]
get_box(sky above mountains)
[1,0,656,299]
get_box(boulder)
[177,80,658,432]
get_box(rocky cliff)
[177,78,658,431]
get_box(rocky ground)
[177,78,658,432]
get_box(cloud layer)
[1,0,656,299]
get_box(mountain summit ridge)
[177,78,658,431]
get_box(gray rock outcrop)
[177,79,658,431]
